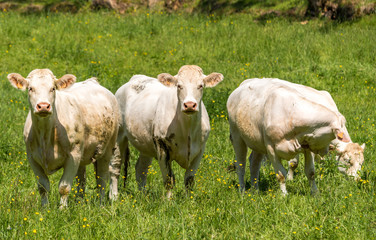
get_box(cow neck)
[31,110,57,148]
[176,103,202,138]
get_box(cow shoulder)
[152,97,178,139]
[23,113,33,143]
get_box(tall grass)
[0,11,375,239]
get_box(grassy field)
[0,11,375,239]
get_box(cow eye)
[177,84,183,90]
[28,87,33,92]
[198,84,203,89]
[51,87,55,92]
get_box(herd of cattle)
[8,65,365,207]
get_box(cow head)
[302,123,351,157]
[303,125,338,156]
[336,142,365,180]
[8,69,76,118]
[158,65,223,115]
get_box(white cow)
[109,65,223,199]
[286,86,365,180]
[8,69,119,208]
[227,84,366,180]
[227,78,352,195]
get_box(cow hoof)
[109,193,118,202]
[281,190,288,197]
[109,190,118,201]
[287,173,294,181]
[166,191,173,200]
[311,190,320,197]
[59,204,68,210]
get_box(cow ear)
[203,73,223,88]
[56,74,76,90]
[158,73,177,87]
[335,129,350,143]
[8,73,28,91]
[360,143,365,150]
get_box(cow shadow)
[229,172,310,196]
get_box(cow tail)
[123,144,130,188]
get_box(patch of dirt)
[49,2,79,13]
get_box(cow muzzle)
[183,101,198,114]
[36,102,52,117]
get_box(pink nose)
[36,102,51,112]
[184,101,197,111]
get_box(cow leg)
[267,147,288,196]
[158,157,175,199]
[29,158,50,207]
[159,161,175,200]
[249,151,264,190]
[109,137,129,201]
[184,149,204,192]
[154,138,174,199]
[230,132,247,193]
[95,149,112,204]
[123,145,130,188]
[109,144,120,201]
[76,165,86,198]
[304,151,319,195]
[287,156,299,181]
[59,154,80,209]
[135,154,153,191]
[109,144,123,200]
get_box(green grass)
[0,11,376,239]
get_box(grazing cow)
[285,87,365,180]
[227,86,366,180]
[8,69,119,208]
[109,65,223,199]
[227,78,351,195]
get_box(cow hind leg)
[249,151,264,190]
[230,131,248,193]
[287,156,299,181]
[109,137,129,201]
[123,145,130,188]
[304,151,319,195]
[267,147,288,196]
[135,154,153,191]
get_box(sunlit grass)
[0,11,375,239]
